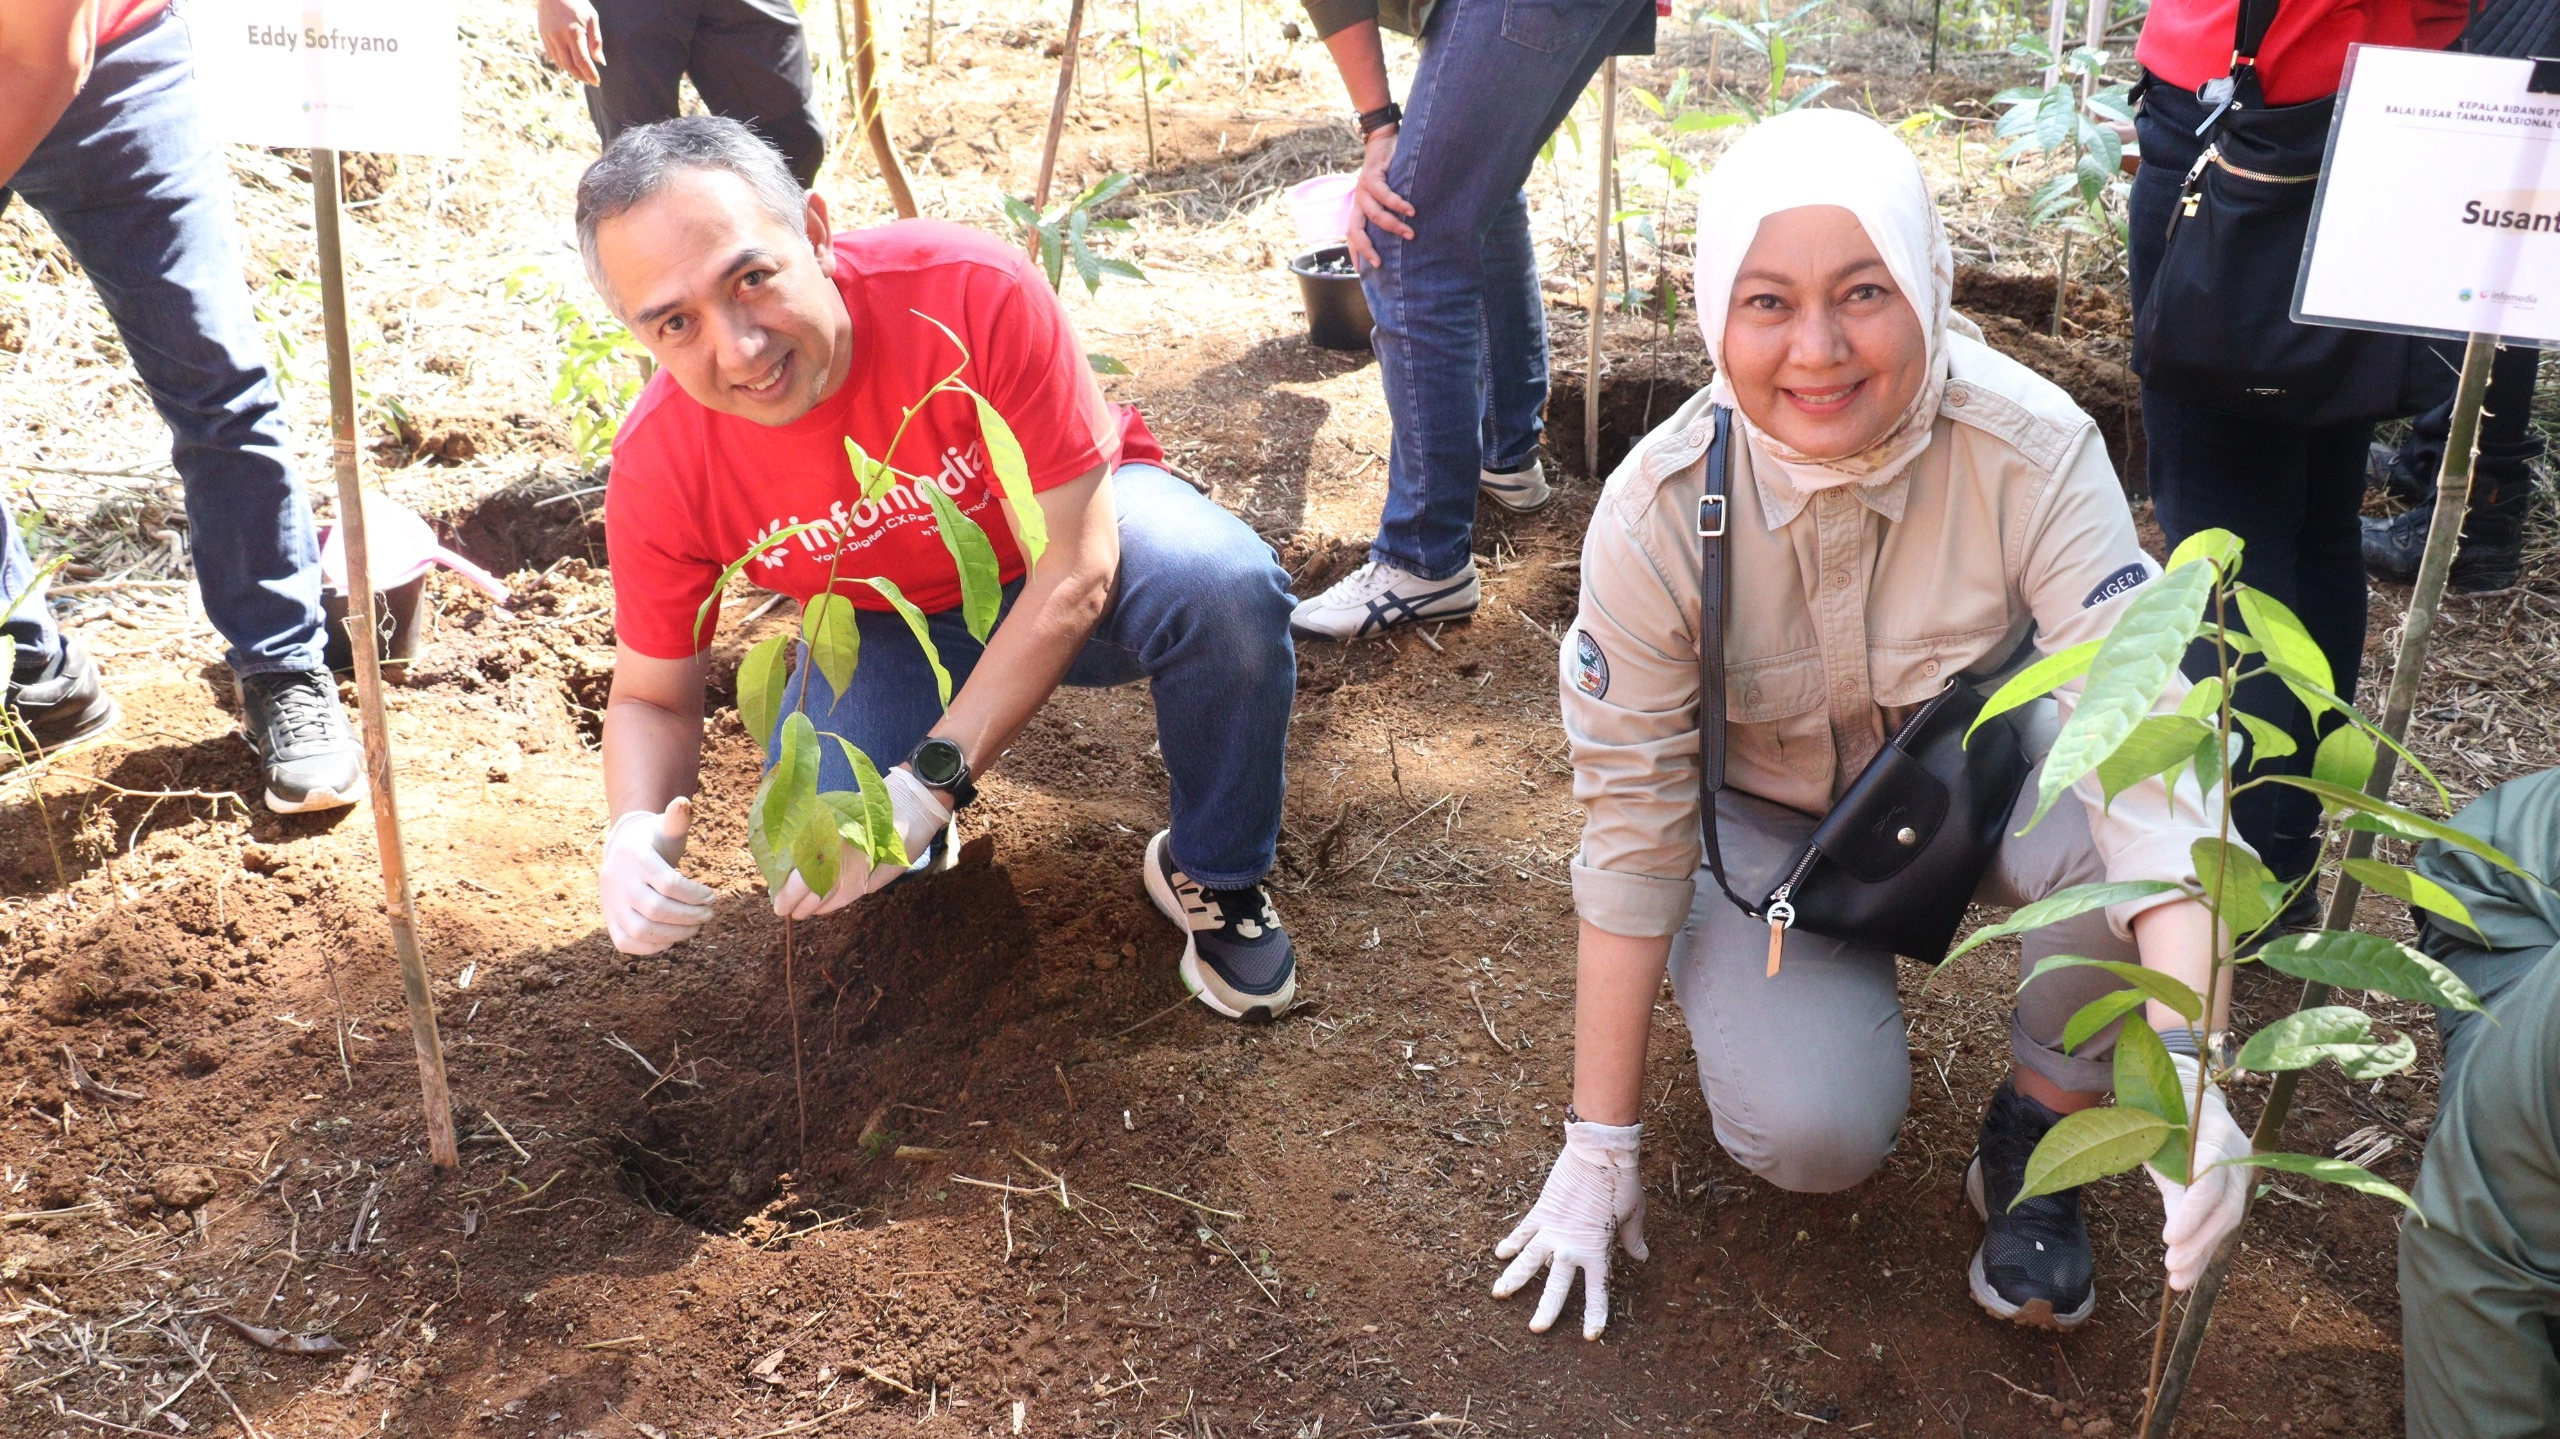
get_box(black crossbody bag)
[1693,406,2035,972]
[2128,0,2412,427]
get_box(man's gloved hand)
[600,799,715,955]
[856,766,953,897]
[2147,1053,2252,1291]
[773,767,954,916]
[1491,1119,1649,1339]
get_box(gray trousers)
[1671,761,2140,1194]
[587,0,828,186]
[2400,941,2560,1439]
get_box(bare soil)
[2,4,2522,1438]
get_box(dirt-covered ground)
[6,2,2553,1435]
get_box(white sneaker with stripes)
[1287,559,1481,642]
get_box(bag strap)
[1693,406,1762,919]
[2196,0,2280,132]
[2231,0,2281,65]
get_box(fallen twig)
[211,1313,344,1355]
[60,1045,143,1105]
[337,1178,383,1254]
[484,1111,532,1162]
[578,1333,648,1350]
[1467,983,1516,1053]
[1110,993,1194,1042]
[1126,1182,1242,1219]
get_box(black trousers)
[2384,338,2546,504]
[2131,77,2370,882]
[587,0,828,186]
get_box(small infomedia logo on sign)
[2460,288,2475,302]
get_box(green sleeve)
[1302,0,1380,39]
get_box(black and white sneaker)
[4,635,119,758]
[237,669,363,814]
[1964,1076,2097,1331]
[1480,457,1554,513]
[1142,830,1295,1021]
[1287,560,1480,642]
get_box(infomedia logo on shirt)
[749,441,990,569]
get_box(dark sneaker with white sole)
[1288,559,1480,642]
[1480,458,1554,513]
[1142,829,1295,1021]
[1964,1076,2096,1331]
[4,635,119,758]
[237,669,363,814]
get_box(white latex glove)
[2147,1053,2252,1291]
[536,0,606,85]
[772,767,952,916]
[600,800,715,955]
[1491,1120,1648,1339]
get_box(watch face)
[915,739,964,785]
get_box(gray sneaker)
[4,635,120,758]
[1480,457,1554,512]
[1142,830,1295,1021]
[237,669,362,814]
[1287,559,1480,642]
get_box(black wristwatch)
[906,736,977,810]
[1357,101,1402,137]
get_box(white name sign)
[189,0,460,157]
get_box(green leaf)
[1087,352,1132,375]
[855,576,952,707]
[2176,676,2226,722]
[2192,836,2280,939]
[689,519,827,652]
[845,438,897,502]
[2223,1152,2421,1217]
[2341,857,2477,933]
[2233,1006,2418,1080]
[802,592,861,695]
[2025,562,2215,829]
[967,389,1047,578]
[736,633,792,756]
[2265,777,2533,880]
[2012,1107,2174,1207]
[2113,1019,2190,1129]
[1970,640,2099,741]
[1947,881,2180,963]
[752,713,834,896]
[2312,725,2377,792]
[2255,930,2485,1012]
[919,480,1003,643]
[2259,656,2340,722]
[2061,989,2151,1054]
[824,736,910,868]
[2234,585,2333,694]
[2232,709,2297,764]
[2021,955,2206,1022]
[2167,527,2241,576]
[2095,715,2210,805]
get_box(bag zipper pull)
[1764,892,1796,978]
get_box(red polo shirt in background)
[98,0,167,48]
[604,220,1164,660]
[2137,0,2469,103]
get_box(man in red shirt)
[581,118,1300,1020]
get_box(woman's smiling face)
[1719,204,1927,461]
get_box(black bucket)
[1291,246,1373,351]
[322,575,427,676]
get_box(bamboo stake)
[835,0,919,217]
[1584,58,1617,480]
[1134,0,1158,170]
[2139,332,2500,1438]
[2041,0,2068,88]
[1025,0,1090,263]
[311,149,457,1170]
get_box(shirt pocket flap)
[1727,648,1822,724]
[1871,626,2012,709]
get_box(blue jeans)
[1360,0,1654,581]
[0,10,327,679]
[771,465,1295,888]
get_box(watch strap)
[1357,101,1403,137]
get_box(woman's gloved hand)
[770,840,874,920]
[1491,1119,1649,1339]
[2147,1053,2253,1291]
[857,766,953,897]
[599,799,715,954]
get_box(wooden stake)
[2139,332,2500,1439]
[835,0,919,217]
[1584,57,1617,481]
[311,149,457,1170]
[1028,0,1090,258]
[2041,0,2068,89]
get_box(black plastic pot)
[1291,246,1373,351]
[322,575,427,676]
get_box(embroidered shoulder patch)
[2083,562,2151,608]
[1573,629,1611,700]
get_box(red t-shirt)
[2136,0,2466,104]
[98,0,166,48]
[606,221,1163,660]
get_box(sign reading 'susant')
[189,0,460,157]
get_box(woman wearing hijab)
[1496,110,2251,1340]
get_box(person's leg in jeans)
[1475,188,1551,504]
[685,0,827,187]
[588,0,700,155]
[1361,0,1647,582]
[1,491,60,672]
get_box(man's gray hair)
[574,116,807,309]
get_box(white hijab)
[1693,109,1954,496]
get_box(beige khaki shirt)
[1562,331,2220,938]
